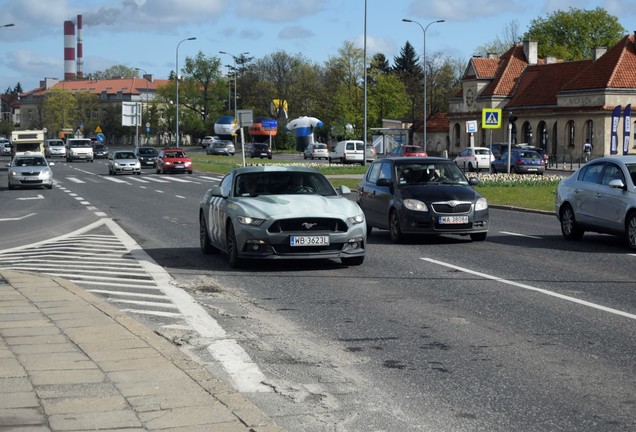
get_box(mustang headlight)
[237,215,266,226]
[348,214,365,225]
[475,197,488,211]
[404,199,428,211]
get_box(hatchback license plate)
[439,216,468,224]
[290,235,330,246]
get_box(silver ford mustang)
[199,166,366,268]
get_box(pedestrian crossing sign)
[482,108,502,129]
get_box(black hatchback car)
[134,146,159,167]
[249,143,272,159]
[92,143,109,159]
[357,157,489,243]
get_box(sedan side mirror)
[376,178,392,187]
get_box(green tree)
[74,92,100,135]
[181,50,227,137]
[427,52,463,115]
[87,65,139,80]
[524,7,625,60]
[42,88,77,133]
[367,69,409,127]
[392,41,423,123]
[324,41,365,139]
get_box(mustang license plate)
[439,216,469,224]
[290,235,330,246]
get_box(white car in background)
[453,147,494,172]
[303,142,329,160]
[45,139,66,158]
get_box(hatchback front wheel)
[389,210,403,243]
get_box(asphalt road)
[0,150,634,431]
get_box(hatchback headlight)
[475,197,488,211]
[404,199,428,211]
[237,215,266,226]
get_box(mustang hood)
[238,195,362,219]
[400,184,481,202]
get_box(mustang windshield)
[235,172,337,197]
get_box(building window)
[453,123,461,147]
[538,121,548,153]
[584,120,594,146]
[566,120,575,147]
[522,121,533,145]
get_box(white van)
[329,140,365,164]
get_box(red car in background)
[389,145,428,157]
[156,148,193,174]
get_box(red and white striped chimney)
[64,20,76,80]
[76,15,83,80]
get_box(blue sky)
[0,0,634,92]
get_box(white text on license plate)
[439,216,468,224]
[290,235,330,246]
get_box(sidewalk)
[0,269,285,431]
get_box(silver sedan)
[108,151,141,175]
[555,155,636,249]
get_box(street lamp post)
[175,37,196,147]
[134,67,149,144]
[219,51,249,121]
[402,18,444,153]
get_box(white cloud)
[278,26,314,40]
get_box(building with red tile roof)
[18,75,170,139]
[447,33,636,163]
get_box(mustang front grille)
[268,218,348,233]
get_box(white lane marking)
[0,212,36,222]
[161,176,195,183]
[108,298,179,309]
[66,177,85,183]
[103,176,130,183]
[102,219,271,392]
[175,195,186,199]
[17,195,44,201]
[500,231,543,239]
[129,177,150,183]
[88,289,167,300]
[198,176,221,181]
[422,257,636,320]
[208,339,270,393]
[143,177,170,183]
[121,309,182,318]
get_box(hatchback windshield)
[14,157,47,167]
[396,162,468,185]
